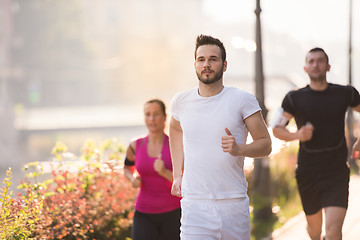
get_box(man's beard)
[196,67,224,85]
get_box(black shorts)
[295,167,349,215]
[132,208,181,240]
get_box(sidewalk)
[265,175,360,240]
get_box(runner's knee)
[325,223,342,240]
[307,225,322,240]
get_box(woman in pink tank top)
[123,99,181,240]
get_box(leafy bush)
[0,168,42,240]
[270,143,299,208]
[247,142,301,239]
[19,138,137,240]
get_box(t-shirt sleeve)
[240,91,261,119]
[348,85,360,107]
[281,92,295,116]
[170,93,180,121]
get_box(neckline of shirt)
[196,86,228,99]
[306,83,332,93]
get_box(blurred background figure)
[272,48,360,240]
[123,99,181,240]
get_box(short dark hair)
[194,34,226,62]
[145,99,166,116]
[306,47,329,64]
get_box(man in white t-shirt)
[169,34,272,240]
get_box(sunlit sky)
[204,0,359,43]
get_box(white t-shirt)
[171,86,261,199]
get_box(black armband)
[124,157,135,166]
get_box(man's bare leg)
[306,210,323,240]
[324,206,346,240]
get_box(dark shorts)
[295,167,349,215]
[132,208,181,240]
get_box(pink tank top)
[135,135,181,213]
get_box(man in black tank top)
[272,48,360,240]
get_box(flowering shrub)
[247,142,299,208]
[19,138,137,240]
[269,143,299,208]
[0,168,42,240]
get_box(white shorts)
[180,197,250,240]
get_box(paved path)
[265,175,360,240]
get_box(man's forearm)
[273,126,299,141]
[169,125,184,179]
[170,142,184,179]
[237,137,272,158]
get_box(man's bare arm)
[272,111,314,142]
[169,116,184,197]
[221,111,271,157]
[242,111,272,157]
